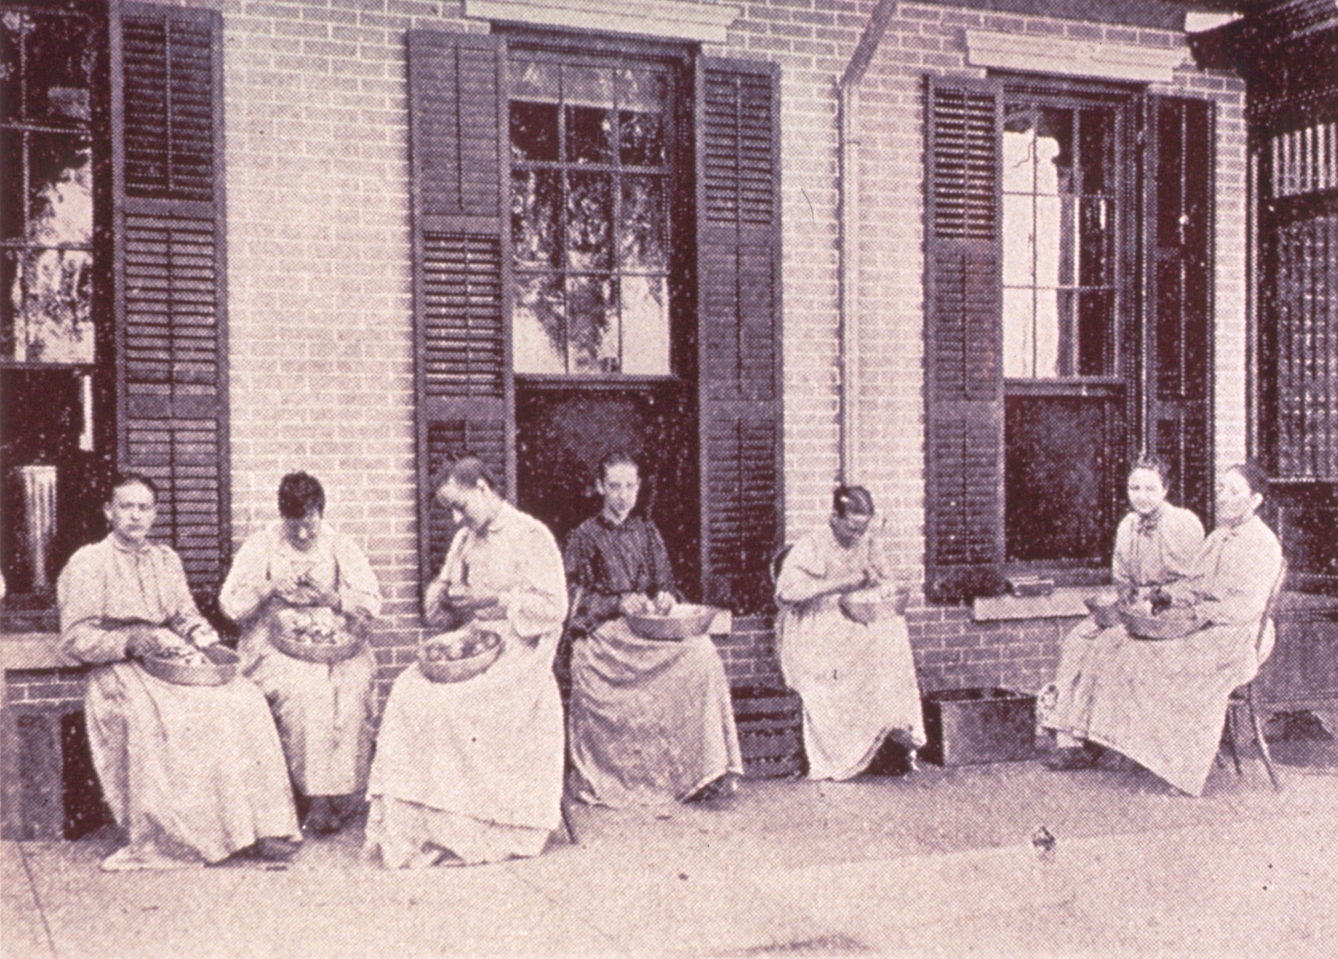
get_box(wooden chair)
[1222,558,1288,792]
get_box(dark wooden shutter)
[695,59,783,615]
[1144,96,1213,523]
[113,4,229,608]
[407,31,512,593]
[923,78,1005,603]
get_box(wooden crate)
[732,686,803,778]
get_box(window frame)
[923,73,1215,602]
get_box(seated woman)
[57,473,300,871]
[365,458,568,867]
[1058,463,1283,796]
[1041,457,1204,770]
[220,472,383,835]
[565,453,743,806]
[774,485,924,780]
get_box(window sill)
[0,632,77,672]
[972,587,1092,623]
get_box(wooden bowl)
[840,587,904,624]
[1084,594,1121,629]
[141,644,239,686]
[624,604,719,641]
[1118,606,1198,641]
[419,626,503,683]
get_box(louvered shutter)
[1145,96,1213,523]
[695,59,783,615]
[923,78,1005,603]
[407,31,512,594]
[113,4,230,609]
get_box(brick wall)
[72,0,1243,705]
[846,1,1248,694]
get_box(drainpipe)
[836,0,897,483]
[837,79,860,483]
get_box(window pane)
[1002,116,1035,194]
[1,129,24,239]
[566,105,613,165]
[1078,196,1113,287]
[511,101,559,162]
[1033,193,1062,291]
[563,65,613,108]
[1003,287,1035,378]
[2,11,95,126]
[512,169,561,269]
[1078,108,1115,196]
[566,172,612,271]
[3,247,94,363]
[514,272,565,374]
[620,110,665,167]
[512,57,560,102]
[616,67,664,113]
[1076,289,1114,377]
[1034,287,1061,378]
[620,274,669,375]
[1035,107,1072,195]
[29,132,93,245]
[566,274,618,373]
[1002,193,1034,287]
[619,176,666,271]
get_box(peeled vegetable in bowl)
[419,626,504,682]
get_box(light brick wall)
[849,1,1248,692]
[148,0,1245,701]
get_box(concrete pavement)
[6,756,1338,958]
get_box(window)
[509,53,675,375]
[0,2,230,627]
[407,31,782,615]
[1,0,111,612]
[924,77,1212,602]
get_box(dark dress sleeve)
[564,523,620,632]
[646,521,677,599]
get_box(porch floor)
[6,754,1338,958]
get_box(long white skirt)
[84,661,300,870]
[778,600,925,781]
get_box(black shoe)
[304,796,340,835]
[257,836,301,861]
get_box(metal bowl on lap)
[419,625,504,683]
[839,587,902,624]
[1119,606,1198,640]
[142,645,239,686]
[624,604,719,641]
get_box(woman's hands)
[124,625,190,660]
[273,569,339,609]
[617,592,676,617]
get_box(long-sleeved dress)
[565,514,743,806]
[219,521,382,798]
[1042,503,1204,742]
[57,537,300,871]
[365,503,568,866]
[1082,514,1283,795]
[775,522,924,781]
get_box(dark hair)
[278,471,325,519]
[1129,454,1172,488]
[436,456,499,494]
[1225,460,1269,498]
[833,484,875,518]
[107,471,159,504]
[599,450,641,482]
